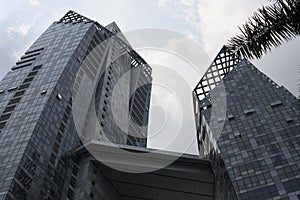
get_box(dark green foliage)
[227,0,300,59]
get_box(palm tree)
[227,0,300,59]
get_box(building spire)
[193,46,240,101]
[59,10,92,23]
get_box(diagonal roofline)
[59,10,92,23]
[193,45,241,102]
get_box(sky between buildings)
[0,0,299,155]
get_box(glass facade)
[194,48,300,199]
[3,9,299,200]
[0,10,152,199]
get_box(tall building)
[0,10,152,199]
[193,47,300,199]
[3,9,299,200]
[0,10,233,200]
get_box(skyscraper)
[0,10,152,199]
[2,9,299,200]
[193,47,300,199]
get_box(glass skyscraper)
[0,10,152,199]
[194,47,300,200]
[1,9,299,200]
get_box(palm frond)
[227,0,300,59]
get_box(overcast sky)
[0,0,299,155]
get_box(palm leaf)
[227,0,300,59]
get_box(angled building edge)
[0,10,230,200]
[193,47,300,200]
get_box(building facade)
[193,47,300,199]
[2,10,299,200]
[0,10,152,199]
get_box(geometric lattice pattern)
[129,50,152,78]
[59,10,92,23]
[194,45,240,101]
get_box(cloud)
[12,40,33,61]
[143,49,202,154]
[156,0,299,97]
[157,0,172,7]
[7,23,34,37]
[29,0,40,7]
[156,0,271,56]
[153,0,299,155]
[0,0,298,157]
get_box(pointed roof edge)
[59,10,93,23]
[193,45,241,102]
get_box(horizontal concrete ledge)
[73,140,212,174]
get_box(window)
[244,108,255,115]
[0,122,6,129]
[0,113,11,121]
[234,131,241,138]
[8,97,21,105]
[90,192,94,198]
[23,77,34,83]
[57,93,62,100]
[13,90,25,97]
[32,65,42,71]
[228,114,234,120]
[270,101,282,108]
[285,116,293,123]
[40,90,47,95]
[19,83,30,90]
[217,118,224,123]
[28,71,38,77]
[3,105,16,113]
[7,86,18,92]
